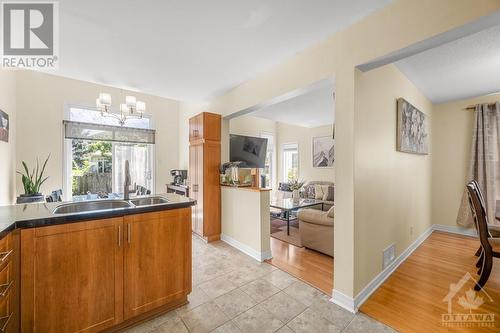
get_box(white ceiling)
[55,0,393,102]
[250,83,334,128]
[395,24,500,104]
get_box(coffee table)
[270,198,324,236]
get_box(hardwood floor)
[361,231,500,333]
[266,237,333,295]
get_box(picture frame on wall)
[312,136,334,168]
[396,97,428,155]
[0,110,8,143]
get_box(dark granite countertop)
[0,193,196,240]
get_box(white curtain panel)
[457,102,500,227]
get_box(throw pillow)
[314,184,325,200]
[323,185,334,201]
[327,206,334,218]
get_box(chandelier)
[96,93,146,126]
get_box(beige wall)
[208,0,500,298]
[229,116,334,188]
[432,93,500,229]
[276,123,334,184]
[15,70,180,197]
[353,64,433,294]
[221,187,271,260]
[0,70,17,205]
[178,102,208,170]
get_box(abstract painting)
[312,136,334,168]
[397,98,428,154]
[0,110,8,143]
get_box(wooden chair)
[466,181,500,290]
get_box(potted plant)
[16,155,50,204]
[289,179,305,203]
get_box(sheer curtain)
[457,102,500,227]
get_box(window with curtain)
[260,133,275,189]
[283,143,299,182]
[64,107,155,200]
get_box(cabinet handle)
[127,224,131,244]
[118,225,122,247]
[0,281,13,298]
[0,312,12,332]
[193,129,199,137]
[0,250,12,263]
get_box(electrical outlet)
[382,244,395,270]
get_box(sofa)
[301,181,334,211]
[298,206,334,257]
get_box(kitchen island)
[0,193,195,333]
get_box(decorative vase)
[292,189,300,203]
[16,193,45,204]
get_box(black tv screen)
[230,134,268,168]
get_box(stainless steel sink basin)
[53,200,134,214]
[129,196,168,206]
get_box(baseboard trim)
[353,224,434,311]
[221,234,272,262]
[352,224,477,311]
[432,224,476,237]
[331,289,357,313]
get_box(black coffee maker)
[170,169,187,185]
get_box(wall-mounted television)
[229,134,268,168]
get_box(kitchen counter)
[0,193,196,240]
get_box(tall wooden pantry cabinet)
[188,112,221,242]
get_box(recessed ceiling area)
[250,82,334,128]
[55,0,393,102]
[395,24,500,104]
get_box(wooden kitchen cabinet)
[123,208,192,319]
[20,209,193,332]
[189,112,221,143]
[188,112,221,242]
[21,218,124,333]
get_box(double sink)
[53,196,169,215]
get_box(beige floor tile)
[276,326,295,333]
[261,269,299,290]
[287,308,341,333]
[223,268,260,287]
[283,281,324,306]
[180,302,229,333]
[308,295,354,330]
[240,279,280,303]
[233,304,284,333]
[145,309,178,327]
[214,288,257,318]
[343,313,396,333]
[260,291,308,323]
[153,317,189,333]
[211,320,242,333]
[176,286,211,315]
[199,275,238,299]
[123,322,154,333]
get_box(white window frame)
[260,132,276,189]
[282,142,299,182]
[63,104,156,200]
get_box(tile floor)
[125,236,397,333]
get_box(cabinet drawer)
[0,263,13,301]
[0,289,14,333]
[0,236,13,271]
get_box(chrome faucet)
[124,160,131,200]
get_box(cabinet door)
[203,142,221,238]
[195,144,204,235]
[123,209,192,319]
[21,218,124,333]
[189,114,203,142]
